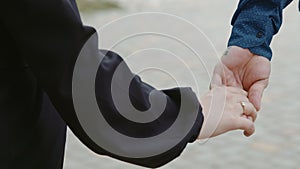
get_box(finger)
[241,102,257,122]
[243,116,254,137]
[248,79,269,111]
[226,86,248,96]
[239,115,254,136]
[244,130,253,137]
[235,117,255,137]
[210,73,222,89]
[247,116,253,121]
[210,63,223,89]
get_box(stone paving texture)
[63,1,300,169]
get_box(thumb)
[248,79,268,111]
[210,73,222,89]
[210,63,224,89]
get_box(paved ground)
[63,1,300,169]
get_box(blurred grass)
[76,0,120,12]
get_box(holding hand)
[210,46,271,111]
[198,86,256,139]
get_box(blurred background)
[64,0,300,168]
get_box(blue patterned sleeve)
[228,0,293,60]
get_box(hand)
[210,46,271,111]
[198,86,257,139]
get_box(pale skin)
[198,45,271,139]
[198,86,257,139]
[210,46,271,111]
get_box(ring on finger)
[241,101,246,112]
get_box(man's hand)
[210,46,271,111]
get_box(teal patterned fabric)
[228,0,296,60]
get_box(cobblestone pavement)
[64,1,300,169]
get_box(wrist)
[198,96,210,139]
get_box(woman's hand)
[198,86,257,139]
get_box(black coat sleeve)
[0,0,204,167]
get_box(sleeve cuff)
[93,50,204,168]
[228,14,274,60]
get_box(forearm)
[90,49,204,167]
[228,0,293,60]
[0,1,203,167]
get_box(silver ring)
[241,101,246,112]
